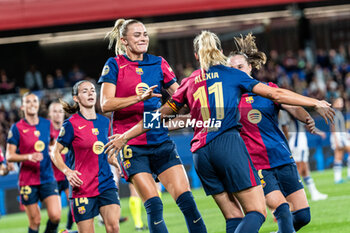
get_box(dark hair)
[229,33,266,70]
[60,80,90,114]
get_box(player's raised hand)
[315,100,335,124]
[138,85,162,102]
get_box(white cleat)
[311,192,328,201]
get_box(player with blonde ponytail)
[99,19,207,233]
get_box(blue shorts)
[118,140,182,182]
[193,128,260,195]
[259,163,304,197]
[57,180,69,193]
[71,188,120,223]
[19,181,59,205]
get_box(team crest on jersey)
[92,141,104,155]
[136,67,144,75]
[245,96,254,104]
[92,128,99,135]
[61,147,69,155]
[101,65,110,76]
[34,130,40,137]
[59,127,65,137]
[34,140,45,152]
[78,206,86,214]
[135,82,149,95]
[247,109,262,124]
[123,160,131,169]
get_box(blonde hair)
[106,18,142,55]
[229,33,266,70]
[193,31,227,72]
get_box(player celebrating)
[99,19,207,233]
[6,92,61,233]
[105,30,334,233]
[51,80,120,233]
[227,33,332,232]
[48,102,75,231]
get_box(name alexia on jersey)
[195,72,219,84]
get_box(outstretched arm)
[105,104,177,157]
[252,83,335,124]
[100,83,162,113]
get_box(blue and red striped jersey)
[7,117,55,186]
[238,82,293,170]
[50,124,68,182]
[57,112,116,198]
[98,54,176,145]
[170,65,259,152]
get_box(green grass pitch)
[1,169,349,232]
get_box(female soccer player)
[51,80,120,233]
[6,92,61,233]
[227,33,331,232]
[48,102,74,231]
[330,97,350,183]
[98,19,207,233]
[105,30,334,233]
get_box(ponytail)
[59,80,91,114]
[106,18,142,55]
[59,99,79,114]
[229,33,266,70]
[193,31,227,73]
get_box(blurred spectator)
[54,68,67,88]
[0,69,15,94]
[68,64,85,85]
[24,65,43,90]
[45,74,55,89]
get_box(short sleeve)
[98,57,119,85]
[168,78,189,112]
[7,124,20,146]
[237,70,260,92]
[160,57,177,89]
[57,120,74,147]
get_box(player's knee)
[31,216,41,227]
[50,215,61,224]
[106,222,120,233]
[293,207,311,231]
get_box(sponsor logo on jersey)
[135,82,149,95]
[8,130,13,139]
[92,141,104,155]
[92,128,99,135]
[34,140,45,152]
[23,129,29,133]
[78,125,86,130]
[61,147,69,155]
[136,67,144,75]
[247,109,262,124]
[245,96,254,104]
